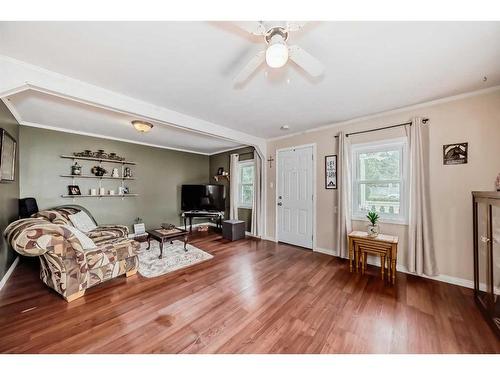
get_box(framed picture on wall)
[325,155,337,189]
[443,142,468,165]
[0,128,16,182]
[68,185,82,196]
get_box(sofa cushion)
[84,238,140,270]
[69,211,98,233]
[62,225,96,250]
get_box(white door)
[277,145,314,249]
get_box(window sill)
[352,216,408,226]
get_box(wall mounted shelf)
[60,155,136,165]
[61,194,139,198]
[61,154,137,199]
[213,175,229,182]
[60,174,135,181]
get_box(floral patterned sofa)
[4,206,140,302]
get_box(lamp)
[265,36,289,68]
[132,120,153,133]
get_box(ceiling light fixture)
[280,125,290,130]
[265,34,289,68]
[132,120,153,133]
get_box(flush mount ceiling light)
[132,120,153,133]
[280,125,290,130]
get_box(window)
[351,138,408,224]
[238,160,254,208]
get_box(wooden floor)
[0,230,498,354]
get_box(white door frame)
[275,143,317,250]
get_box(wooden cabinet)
[472,191,500,337]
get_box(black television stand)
[181,210,224,233]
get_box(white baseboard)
[0,256,19,292]
[245,231,261,239]
[312,246,476,290]
[262,235,277,242]
[314,247,337,256]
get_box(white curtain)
[251,151,262,236]
[229,153,240,220]
[405,118,439,276]
[335,132,352,258]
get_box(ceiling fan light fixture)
[265,41,288,68]
[132,120,153,133]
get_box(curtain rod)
[334,118,429,138]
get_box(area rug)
[138,240,213,278]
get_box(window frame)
[237,160,255,209]
[351,137,408,225]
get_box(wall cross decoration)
[267,156,274,169]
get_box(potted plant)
[366,210,380,237]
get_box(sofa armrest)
[4,218,88,258]
[94,224,129,236]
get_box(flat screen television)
[181,184,226,212]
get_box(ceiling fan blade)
[285,21,307,32]
[233,21,267,36]
[234,50,266,85]
[288,45,324,77]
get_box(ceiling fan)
[233,21,325,85]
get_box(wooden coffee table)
[146,227,189,259]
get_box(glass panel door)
[476,200,492,310]
[490,203,500,330]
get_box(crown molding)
[268,84,500,142]
[208,145,255,156]
[0,55,266,155]
[17,120,213,156]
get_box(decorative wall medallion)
[443,142,468,165]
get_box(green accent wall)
[0,102,20,281]
[209,146,254,232]
[19,126,209,230]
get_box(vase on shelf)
[71,161,82,176]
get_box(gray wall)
[209,146,254,232]
[0,102,20,281]
[19,126,209,230]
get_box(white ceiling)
[5,90,243,155]
[1,21,499,139]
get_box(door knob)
[277,202,282,206]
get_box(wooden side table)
[348,231,399,284]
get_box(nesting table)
[348,231,399,284]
